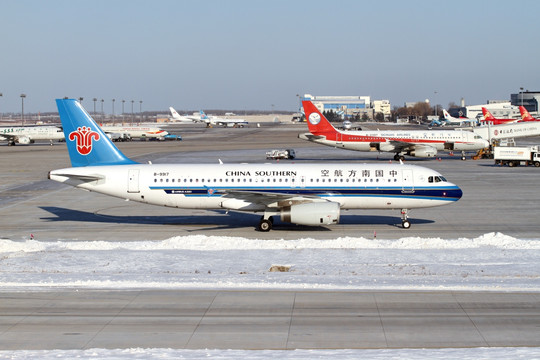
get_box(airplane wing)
[0,134,16,140]
[212,188,331,207]
[373,140,437,155]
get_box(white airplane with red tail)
[299,101,488,161]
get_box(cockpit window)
[428,176,447,183]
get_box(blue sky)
[1,0,539,113]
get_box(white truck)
[493,145,540,167]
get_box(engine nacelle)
[281,202,340,226]
[408,146,437,158]
[371,142,395,152]
[16,136,31,145]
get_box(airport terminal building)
[303,94,391,120]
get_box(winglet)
[56,99,137,167]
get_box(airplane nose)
[455,186,463,200]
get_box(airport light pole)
[100,99,104,122]
[139,100,142,124]
[93,98,97,115]
[20,94,26,126]
[112,99,115,125]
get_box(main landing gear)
[394,154,405,161]
[401,209,411,229]
[258,216,274,232]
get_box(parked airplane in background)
[100,124,168,140]
[442,109,477,126]
[480,108,518,125]
[169,107,198,123]
[519,106,540,122]
[49,99,462,230]
[299,101,489,160]
[199,110,248,128]
[0,125,64,145]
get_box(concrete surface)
[1,290,539,350]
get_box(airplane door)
[401,169,414,193]
[336,132,343,146]
[128,169,140,193]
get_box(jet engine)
[408,146,437,158]
[15,136,31,145]
[280,202,340,226]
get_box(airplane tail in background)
[442,109,453,121]
[199,110,211,124]
[56,99,137,167]
[519,106,535,121]
[302,100,338,135]
[481,107,496,121]
[169,107,181,120]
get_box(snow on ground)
[1,232,539,291]
[1,232,540,358]
[1,347,540,360]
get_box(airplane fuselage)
[0,125,64,144]
[49,162,462,212]
[299,129,486,153]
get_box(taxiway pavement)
[1,290,540,350]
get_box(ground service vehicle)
[494,146,540,167]
[266,149,296,160]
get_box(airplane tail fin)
[169,107,180,119]
[56,99,137,167]
[442,109,452,121]
[301,100,337,135]
[519,106,535,121]
[481,107,495,121]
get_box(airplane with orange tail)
[519,106,540,122]
[480,107,519,125]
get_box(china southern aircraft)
[299,101,488,160]
[49,99,463,231]
[0,125,64,145]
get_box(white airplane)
[169,107,198,123]
[100,125,168,140]
[0,125,64,145]
[199,110,248,128]
[48,99,463,230]
[299,101,489,161]
[442,109,477,126]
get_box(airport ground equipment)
[265,149,296,160]
[494,145,540,167]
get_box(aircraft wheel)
[461,156,466,161]
[394,154,400,161]
[402,220,411,229]
[258,219,272,232]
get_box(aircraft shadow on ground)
[39,206,433,231]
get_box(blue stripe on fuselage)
[150,186,462,201]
